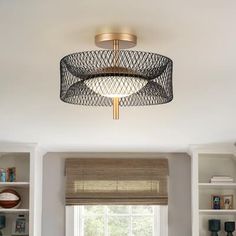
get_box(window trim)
[66,206,168,236]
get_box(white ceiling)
[0,0,235,152]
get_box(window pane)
[108,216,129,236]
[108,205,129,214]
[132,216,153,236]
[71,206,160,236]
[84,206,104,215]
[132,206,153,214]
[84,216,104,236]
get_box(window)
[66,205,168,236]
[65,159,169,236]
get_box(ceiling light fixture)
[60,33,173,119]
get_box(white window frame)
[66,206,168,236]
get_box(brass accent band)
[95,33,137,49]
[113,39,120,50]
[113,97,119,120]
[113,39,119,67]
[113,41,120,120]
[95,33,137,119]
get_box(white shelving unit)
[0,143,43,236]
[190,144,236,236]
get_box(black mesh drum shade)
[60,50,173,106]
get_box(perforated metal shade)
[60,50,173,106]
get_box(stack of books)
[210,176,234,183]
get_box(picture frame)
[12,215,29,236]
[222,195,234,209]
[211,195,221,209]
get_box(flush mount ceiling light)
[60,33,173,119]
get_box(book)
[6,167,16,182]
[0,168,6,182]
[210,175,234,183]
[211,178,234,181]
[211,175,233,179]
[211,179,234,183]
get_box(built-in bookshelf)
[0,143,43,236]
[0,152,30,236]
[191,144,236,236]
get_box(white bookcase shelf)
[191,144,236,236]
[199,209,236,215]
[0,182,30,188]
[199,183,236,189]
[0,208,29,213]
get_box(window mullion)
[77,206,80,236]
[105,206,109,236]
[154,206,160,236]
[82,207,85,236]
[129,206,132,236]
[80,206,84,236]
[75,205,162,236]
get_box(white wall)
[42,153,191,236]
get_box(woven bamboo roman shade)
[65,158,169,205]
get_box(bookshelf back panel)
[199,154,236,183]
[0,153,30,182]
[1,213,29,236]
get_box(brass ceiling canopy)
[95,33,137,49]
[60,32,173,120]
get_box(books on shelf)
[0,167,16,182]
[210,175,234,183]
